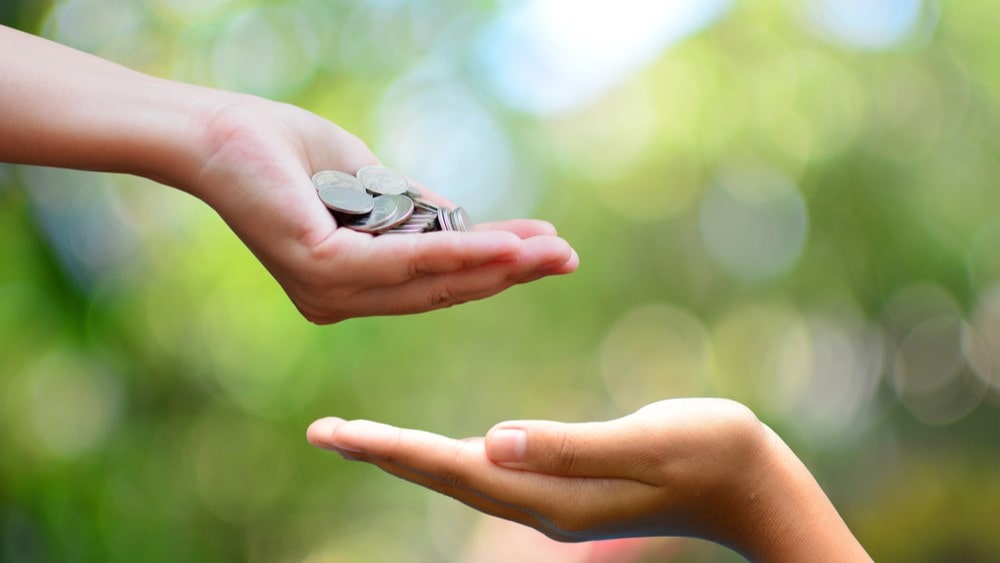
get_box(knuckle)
[436,470,467,489]
[434,443,469,489]
[553,432,579,474]
[428,286,454,308]
[406,257,434,279]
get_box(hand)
[307,399,871,562]
[181,97,579,323]
[0,25,578,325]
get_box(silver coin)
[318,186,375,215]
[376,194,415,231]
[357,165,410,195]
[384,224,429,234]
[314,165,476,236]
[397,218,436,232]
[399,219,433,230]
[437,207,453,231]
[451,207,473,232]
[343,195,400,232]
[408,218,438,229]
[405,181,423,199]
[413,198,441,213]
[408,209,438,221]
[312,170,364,192]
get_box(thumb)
[484,418,648,478]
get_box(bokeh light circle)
[377,65,530,220]
[709,299,809,417]
[699,165,809,283]
[599,303,712,411]
[806,0,929,50]
[211,5,320,98]
[17,351,125,460]
[966,284,1000,397]
[884,284,990,425]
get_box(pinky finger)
[362,455,563,539]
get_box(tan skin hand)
[307,399,872,562]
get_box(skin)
[0,25,578,323]
[307,398,873,562]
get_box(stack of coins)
[312,166,473,235]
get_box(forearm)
[731,428,871,562]
[0,25,232,190]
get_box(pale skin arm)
[307,399,872,563]
[0,25,578,323]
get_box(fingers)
[306,418,663,542]
[473,220,581,275]
[340,246,574,317]
[308,418,487,473]
[306,418,552,528]
[484,417,662,482]
[285,226,577,323]
[366,457,559,537]
[332,230,576,286]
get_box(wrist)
[109,76,243,195]
[725,427,871,562]
[0,25,239,192]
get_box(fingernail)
[487,428,526,464]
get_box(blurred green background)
[1,0,998,561]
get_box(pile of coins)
[312,166,473,235]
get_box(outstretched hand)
[184,98,578,324]
[307,399,871,562]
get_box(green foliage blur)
[2,1,998,562]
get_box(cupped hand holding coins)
[0,25,578,325]
[185,98,578,326]
[189,103,578,326]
